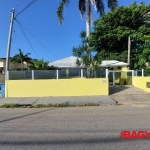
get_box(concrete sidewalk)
[0,96,116,106]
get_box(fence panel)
[9,71,32,80]
[34,70,56,79]
[59,68,81,79]
[8,69,107,80]
[144,70,150,77]
[134,70,142,76]
[83,69,106,78]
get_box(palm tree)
[57,0,118,35]
[11,49,32,70]
[57,0,118,64]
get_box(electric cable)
[16,20,39,57]
[15,0,24,9]
[16,0,37,17]
[15,19,59,59]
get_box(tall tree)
[90,2,150,69]
[57,0,118,65]
[72,30,94,67]
[11,49,32,70]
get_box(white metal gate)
[108,70,134,85]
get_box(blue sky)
[0,0,149,62]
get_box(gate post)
[56,70,59,79]
[113,71,115,85]
[132,70,134,85]
[142,69,144,77]
[106,69,108,78]
[81,69,83,78]
[32,70,34,80]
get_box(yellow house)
[100,60,130,85]
[5,56,109,97]
[100,60,128,70]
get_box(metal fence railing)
[134,69,150,77]
[9,71,32,80]
[34,70,56,79]
[83,69,106,78]
[144,70,150,77]
[59,68,81,79]
[7,68,108,80]
[134,70,142,76]
[7,69,150,80]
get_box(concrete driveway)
[109,85,150,105]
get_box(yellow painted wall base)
[5,78,108,97]
[134,77,150,93]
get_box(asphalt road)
[0,105,150,150]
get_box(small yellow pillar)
[120,66,128,85]
[66,68,69,78]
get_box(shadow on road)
[0,108,57,123]
[0,136,149,146]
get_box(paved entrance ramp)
[109,85,150,105]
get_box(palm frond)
[11,49,32,64]
[79,0,86,18]
[108,0,118,11]
[25,53,31,57]
[96,0,104,15]
[86,1,93,26]
[56,0,70,24]
[90,0,97,11]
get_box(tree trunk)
[86,0,91,65]
[86,0,92,77]
[128,36,131,70]
[86,0,90,38]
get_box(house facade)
[0,58,28,74]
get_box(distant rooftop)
[100,60,128,67]
[48,56,84,68]
[48,57,128,68]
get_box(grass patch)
[34,103,77,108]
[0,103,20,108]
[0,103,118,108]
[115,103,123,106]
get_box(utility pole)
[6,8,15,79]
[127,36,131,70]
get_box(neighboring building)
[48,56,84,68]
[100,60,128,70]
[48,57,129,78]
[0,58,28,74]
[48,57,128,70]
[145,62,150,67]
[0,58,5,74]
[48,56,85,78]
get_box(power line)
[16,0,37,17]
[15,0,24,14]
[16,19,39,57]
[15,19,59,59]
[15,0,24,9]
